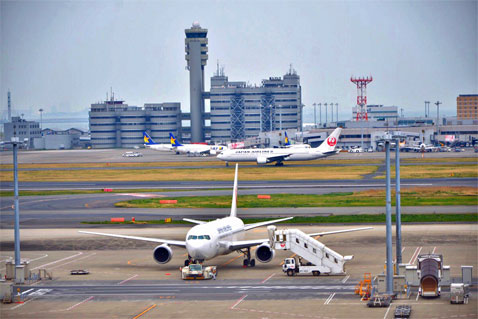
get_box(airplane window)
[198,235,205,240]
[204,235,211,240]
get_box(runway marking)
[416,292,420,301]
[324,293,335,305]
[10,297,37,310]
[48,252,96,270]
[66,296,94,311]
[260,273,276,284]
[133,304,157,319]
[383,305,391,319]
[230,294,247,309]
[118,193,160,198]
[432,246,436,254]
[408,246,422,265]
[32,252,83,270]
[118,274,139,285]
[341,275,350,283]
[21,289,34,295]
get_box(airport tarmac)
[0,147,476,165]
[0,224,477,318]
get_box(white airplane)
[142,132,174,151]
[79,164,371,267]
[170,133,227,156]
[402,142,439,153]
[284,131,310,149]
[218,127,342,166]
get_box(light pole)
[39,108,44,132]
[335,103,338,122]
[313,103,317,128]
[330,102,334,124]
[324,103,328,127]
[318,103,322,127]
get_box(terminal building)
[3,116,41,149]
[89,97,181,148]
[457,94,478,120]
[209,67,302,143]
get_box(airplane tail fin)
[169,132,182,147]
[316,127,342,153]
[143,131,156,145]
[284,131,290,146]
[230,163,239,218]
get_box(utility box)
[0,282,12,303]
[405,266,419,286]
[462,266,473,285]
[15,266,25,284]
[398,263,408,276]
[442,266,451,286]
[377,274,386,294]
[5,259,30,281]
[393,275,406,294]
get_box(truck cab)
[282,257,320,277]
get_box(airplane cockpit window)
[187,235,211,240]
[198,235,205,240]
[204,235,211,240]
[188,235,198,240]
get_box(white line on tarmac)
[21,289,34,295]
[416,292,420,301]
[48,253,96,270]
[383,305,391,319]
[341,275,350,283]
[9,297,37,310]
[32,252,83,270]
[230,294,248,310]
[324,293,336,305]
[260,273,275,284]
[65,296,94,311]
[432,246,436,254]
[118,274,139,285]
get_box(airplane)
[284,131,310,149]
[217,127,342,166]
[169,132,227,156]
[79,164,371,267]
[402,142,439,153]
[142,132,174,151]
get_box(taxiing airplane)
[143,132,174,151]
[284,131,310,149]
[80,164,371,267]
[170,132,227,156]
[402,143,439,153]
[218,127,342,166]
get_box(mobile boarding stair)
[268,225,353,275]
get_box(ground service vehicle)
[283,257,323,276]
[180,263,217,280]
[450,283,469,304]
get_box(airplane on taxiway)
[80,164,371,267]
[217,127,342,166]
[142,132,174,151]
[169,132,227,156]
[284,131,310,148]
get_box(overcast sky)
[1,0,476,121]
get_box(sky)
[1,0,476,122]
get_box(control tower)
[185,22,208,142]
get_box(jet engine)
[257,157,268,164]
[153,244,173,264]
[255,243,275,263]
[210,150,217,155]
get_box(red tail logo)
[327,137,337,147]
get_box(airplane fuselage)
[185,216,245,260]
[218,148,326,162]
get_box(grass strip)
[81,213,478,225]
[373,164,478,179]
[0,188,221,197]
[0,165,377,182]
[115,187,478,208]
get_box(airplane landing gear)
[275,161,284,166]
[240,247,255,267]
[184,255,193,266]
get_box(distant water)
[40,118,89,132]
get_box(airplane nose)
[187,241,208,260]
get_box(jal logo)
[327,137,337,147]
[280,243,285,248]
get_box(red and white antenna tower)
[351,76,373,121]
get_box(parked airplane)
[284,131,310,149]
[402,143,439,152]
[80,164,371,267]
[218,127,342,166]
[169,133,227,155]
[143,132,174,151]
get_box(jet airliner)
[142,132,174,151]
[80,164,371,267]
[218,127,342,166]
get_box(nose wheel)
[240,247,255,267]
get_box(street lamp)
[39,108,44,132]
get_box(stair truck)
[268,226,353,276]
[417,254,443,297]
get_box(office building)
[3,116,41,148]
[457,94,478,120]
[352,104,398,121]
[209,67,302,143]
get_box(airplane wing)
[243,217,293,231]
[307,226,373,237]
[183,218,206,225]
[262,154,293,163]
[226,226,373,251]
[78,231,186,248]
